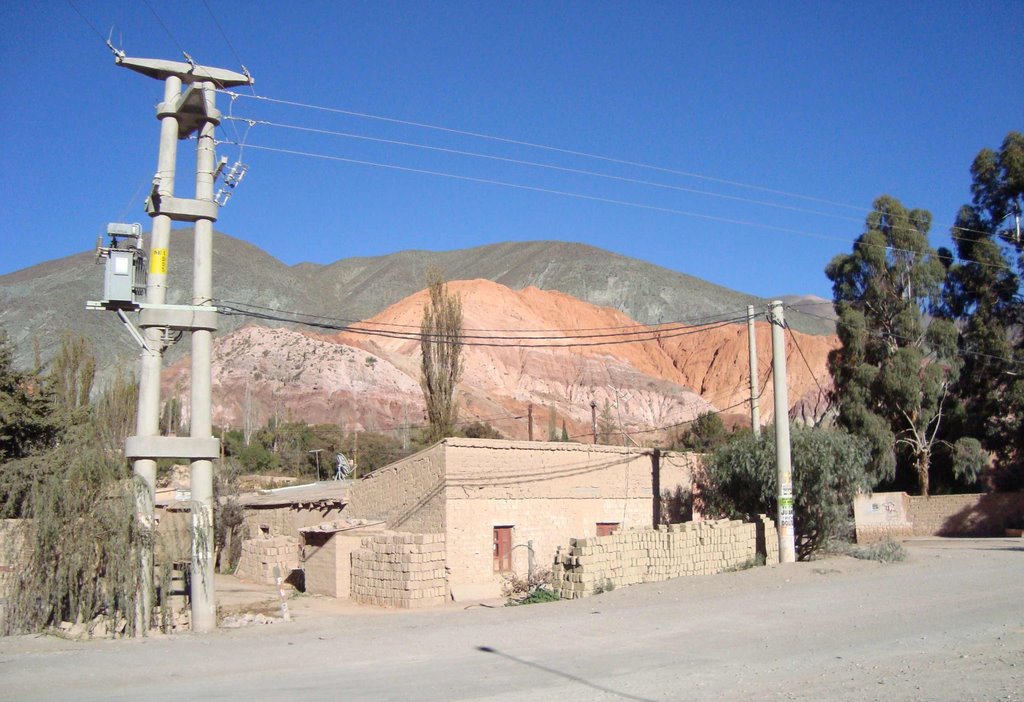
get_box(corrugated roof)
[298,518,385,534]
[237,480,351,508]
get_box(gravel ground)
[1,537,1021,701]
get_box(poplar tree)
[420,269,463,444]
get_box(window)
[493,526,513,572]
[596,522,620,537]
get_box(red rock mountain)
[164,280,836,441]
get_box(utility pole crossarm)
[116,56,254,87]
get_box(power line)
[216,302,751,348]
[784,303,1024,369]
[785,322,829,404]
[214,297,755,334]
[219,89,881,214]
[66,0,106,42]
[219,89,999,244]
[141,0,187,57]
[219,140,1014,274]
[224,115,874,226]
[199,0,246,73]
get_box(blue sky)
[1,1,1021,300]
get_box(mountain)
[162,280,836,439]
[0,230,834,378]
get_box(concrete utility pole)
[527,403,534,441]
[747,305,761,438]
[116,55,253,633]
[769,301,797,563]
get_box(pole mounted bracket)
[115,308,153,352]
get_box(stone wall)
[908,493,1024,537]
[0,520,29,633]
[350,532,447,608]
[234,536,301,585]
[551,518,776,599]
[346,444,446,532]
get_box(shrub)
[836,539,907,563]
[698,425,874,559]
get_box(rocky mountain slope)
[0,230,834,378]
[163,280,836,440]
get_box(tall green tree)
[0,330,57,468]
[826,195,959,495]
[420,269,463,444]
[944,132,1023,487]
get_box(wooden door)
[493,526,512,572]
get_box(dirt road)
[1,538,1021,701]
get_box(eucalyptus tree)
[944,132,1023,486]
[826,196,959,495]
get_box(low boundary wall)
[855,492,1024,543]
[908,493,1024,537]
[551,517,778,599]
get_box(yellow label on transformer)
[150,248,168,274]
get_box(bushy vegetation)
[835,539,907,563]
[502,567,556,606]
[0,332,149,634]
[698,425,874,560]
[673,411,731,452]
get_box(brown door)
[493,526,512,572]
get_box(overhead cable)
[214,297,756,334]
[218,140,1014,274]
[224,116,874,225]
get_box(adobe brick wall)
[442,440,694,599]
[241,505,345,541]
[346,444,446,532]
[0,520,29,633]
[234,535,300,585]
[908,493,1024,537]
[551,517,775,599]
[853,492,914,545]
[302,530,382,598]
[350,532,447,608]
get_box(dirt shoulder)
[1,538,1021,701]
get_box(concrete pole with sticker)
[769,300,797,563]
[108,54,253,634]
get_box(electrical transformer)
[98,223,147,308]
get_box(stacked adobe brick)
[551,518,776,599]
[351,532,447,608]
[234,535,300,585]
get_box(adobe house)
[340,438,696,600]
[232,481,350,586]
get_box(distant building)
[246,438,695,602]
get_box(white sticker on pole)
[779,496,794,526]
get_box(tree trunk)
[916,450,930,496]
